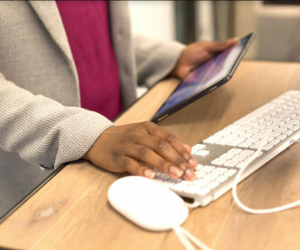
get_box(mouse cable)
[173,225,212,250]
[232,110,300,214]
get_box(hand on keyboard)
[83,121,197,181]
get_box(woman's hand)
[83,121,198,180]
[171,38,239,79]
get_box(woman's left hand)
[171,38,239,79]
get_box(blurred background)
[129,0,300,62]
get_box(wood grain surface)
[1,61,300,250]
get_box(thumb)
[206,37,239,53]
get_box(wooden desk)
[1,61,300,250]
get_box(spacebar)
[233,103,276,125]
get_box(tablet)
[151,33,255,123]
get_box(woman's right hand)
[83,121,197,180]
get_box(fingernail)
[170,166,184,178]
[185,168,196,180]
[183,152,190,161]
[188,158,198,168]
[227,37,239,43]
[144,169,155,179]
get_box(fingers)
[125,145,186,179]
[183,144,192,153]
[119,156,155,179]
[206,37,239,53]
[144,122,197,169]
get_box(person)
[0,1,237,185]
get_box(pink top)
[56,1,122,121]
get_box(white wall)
[128,1,175,41]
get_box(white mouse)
[108,176,189,231]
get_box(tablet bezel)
[151,33,255,123]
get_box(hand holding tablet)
[152,33,255,123]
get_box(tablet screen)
[154,36,249,118]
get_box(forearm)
[0,73,114,169]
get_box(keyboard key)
[223,124,241,132]
[274,128,287,133]
[280,124,293,129]
[278,134,287,141]
[224,160,239,167]
[203,173,219,181]
[239,133,253,139]
[227,137,246,146]
[192,144,206,150]
[193,179,210,187]
[240,126,252,131]
[154,171,162,177]
[216,175,228,183]
[161,182,175,189]
[227,148,242,155]
[215,130,231,138]
[272,139,281,146]
[156,174,170,180]
[245,121,258,127]
[269,132,281,138]
[168,178,182,183]
[236,161,249,169]
[284,130,294,136]
[240,150,255,156]
[201,166,215,172]
[273,120,285,126]
[250,141,268,149]
[203,136,221,144]
[207,181,220,190]
[266,124,279,130]
[220,153,235,160]
[216,134,239,145]
[260,129,271,135]
[253,124,267,130]
[286,120,299,125]
[253,117,265,123]
[252,133,266,139]
[232,130,246,135]
[234,103,276,125]
[211,158,227,166]
[247,129,260,134]
[291,126,300,131]
[262,144,274,151]
[196,187,211,196]
[259,120,272,126]
[212,168,228,175]
[196,164,203,171]
[255,151,264,158]
[183,186,199,195]
[181,180,193,186]
[231,154,248,162]
[194,150,210,157]
[246,137,259,143]
[196,171,206,179]
[237,142,253,148]
[265,116,278,121]
[224,169,237,177]
[191,148,199,155]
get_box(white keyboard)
[153,90,300,206]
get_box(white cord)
[173,226,198,250]
[232,110,300,214]
[173,225,212,250]
[174,109,300,250]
